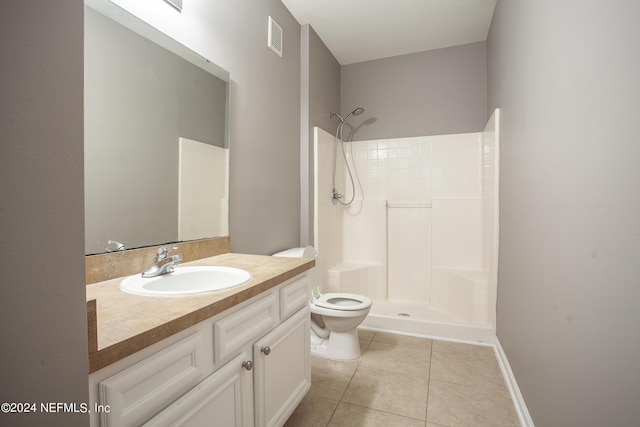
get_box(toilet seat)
[313,293,372,311]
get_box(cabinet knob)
[261,346,271,356]
[242,360,253,371]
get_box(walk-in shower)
[314,110,501,343]
[328,107,364,206]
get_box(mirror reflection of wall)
[84,3,229,255]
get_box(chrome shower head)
[344,107,365,121]
[329,107,365,124]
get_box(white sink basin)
[120,266,252,296]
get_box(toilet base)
[310,334,328,355]
[310,328,362,360]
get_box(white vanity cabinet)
[144,352,253,427]
[254,308,310,427]
[89,273,311,427]
[143,353,253,427]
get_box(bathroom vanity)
[87,252,314,427]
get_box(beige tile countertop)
[86,253,314,373]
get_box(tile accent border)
[494,337,535,427]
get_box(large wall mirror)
[84,0,230,255]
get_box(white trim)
[493,337,535,427]
[359,325,495,347]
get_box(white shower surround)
[314,110,500,343]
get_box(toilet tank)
[273,246,319,293]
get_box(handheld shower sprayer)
[349,107,365,117]
[329,107,365,125]
[329,107,365,206]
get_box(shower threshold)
[361,300,495,343]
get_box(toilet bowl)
[272,247,372,360]
[309,292,372,360]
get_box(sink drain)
[397,313,411,317]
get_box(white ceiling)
[281,0,497,65]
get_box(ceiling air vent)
[268,16,283,57]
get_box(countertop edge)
[88,259,313,373]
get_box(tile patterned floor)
[285,330,519,427]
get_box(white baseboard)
[493,337,535,427]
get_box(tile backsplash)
[85,236,230,284]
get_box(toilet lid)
[314,293,372,311]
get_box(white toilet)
[273,247,372,360]
[309,292,372,360]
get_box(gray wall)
[301,25,341,246]
[0,1,89,426]
[341,42,487,141]
[223,0,302,255]
[488,1,640,425]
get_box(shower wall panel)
[482,109,500,327]
[431,198,483,270]
[387,206,432,304]
[431,134,482,199]
[342,199,386,265]
[349,133,483,269]
[351,137,433,203]
[350,133,482,202]
[313,128,344,289]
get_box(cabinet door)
[144,352,254,427]
[97,332,204,427]
[253,306,310,427]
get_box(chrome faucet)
[142,246,182,278]
[105,240,127,252]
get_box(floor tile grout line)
[323,350,364,427]
[335,400,429,423]
[356,331,432,424]
[428,377,513,393]
[425,340,434,425]
[354,364,430,379]
[322,331,437,426]
[325,331,387,426]
[305,331,517,427]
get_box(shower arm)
[330,112,345,123]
